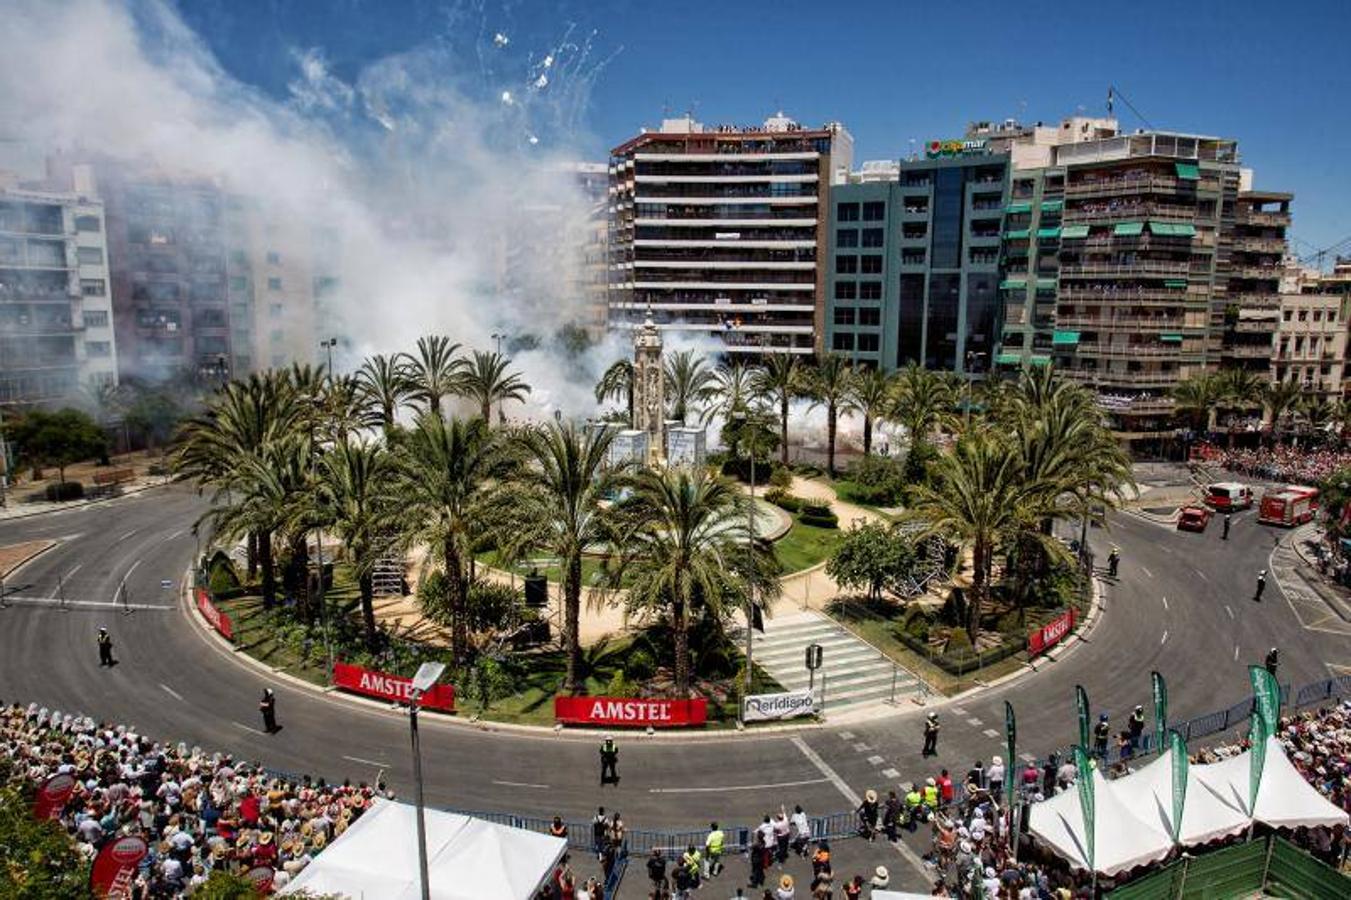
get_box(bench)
[89,468,136,498]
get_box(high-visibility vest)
[705,830,724,855]
[905,791,922,809]
[923,785,939,807]
[683,850,701,873]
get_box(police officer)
[1222,514,1232,540]
[97,627,114,666]
[1128,705,1146,751]
[259,688,277,734]
[704,821,724,877]
[1093,713,1111,759]
[922,711,940,756]
[1107,547,1120,577]
[1265,647,1279,678]
[1254,569,1267,602]
[599,734,619,785]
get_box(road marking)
[837,731,855,741]
[0,596,173,610]
[56,533,85,541]
[1020,753,1036,763]
[117,529,139,542]
[1141,566,1153,578]
[166,528,186,540]
[881,768,900,779]
[160,684,184,701]
[791,737,859,806]
[952,707,967,716]
[1197,571,1208,582]
[1234,644,1240,661]
[966,717,982,727]
[344,755,391,769]
[649,777,829,795]
[851,742,871,752]
[232,721,266,736]
[124,559,143,580]
[1160,630,1169,645]
[1161,596,1168,610]
[867,755,885,766]
[982,728,1000,738]
[64,564,82,581]
[1225,605,1234,619]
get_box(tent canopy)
[1196,736,1350,829]
[280,800,567,900]
[1115,748,1249,846]
[1028,769,1174,876]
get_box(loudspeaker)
[524,575,548,609]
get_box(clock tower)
[632,315,665,465]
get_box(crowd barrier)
[1107,835,1347,899]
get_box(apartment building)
[608,113,853,356]
[1224,189,1292,373]
[1272,290,1344,399]
[825,145,1008,371]
[0,169,118,406]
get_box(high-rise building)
[824,143,1008,371]
[1223,189,1293,374]
[608,113,853,356]
[0,168,118,405]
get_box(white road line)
[232,721,266,736]
[1197,571,1208,582]
[1226,605,1234,619]
[0,596,173,610]
[881,768,900,779]
[124,559,144,580]
[1161,596,1168,610]
[837,731,855,741]
[952,707,967,716]
[982,728,1000,738]
[344,755,391,769]
[791,736,859,806]
[867,755,885,766]
[1160,630,1169,645]
[851,742,871,752]
[966,717,982,727]
[1141,566,1153,578]
[118,529,139,542]
[64,564,83,580]
[649,777,830,795]
[160,684,184,701]
[166,529,186,540]
[1234,644,1240,661]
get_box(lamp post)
[732,408,768,714]
[408,662,445,900]
[319,337,338,377]
[963,351,986,427]
[490,332,504,355]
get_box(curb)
[0,480,166,522]
[0,539,60,581]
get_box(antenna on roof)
[1108,84,1154,130]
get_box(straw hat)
[780,874,794,890]
[300,821,313,837]
[864,789,877,803]
[259,832,274,845]
[335,819,348,836]
[311,832,327,850]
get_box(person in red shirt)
[937,769,955,805]
[240,793,261,825]
[253,831,278,867]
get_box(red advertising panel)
[332,662,455,711]
[32,772,77,820]
[90,834,148,899]
[1028,608,1076,657]
[195,588,234,641]
[555,696,708,728]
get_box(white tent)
[279,800,567,900]
[1028,769,1175,876]
[1113,748,1250,846]
[1193,735,1349,830]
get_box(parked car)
[1177,505,1212,532]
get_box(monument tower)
[632,314,665,465]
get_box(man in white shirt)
[788,805,811,857]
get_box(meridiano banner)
[743,689,815,722]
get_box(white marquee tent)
[279,800,568,900]
[1027,768,1175,875]
[1194,735,1349,829]
[1121,747,1249,845]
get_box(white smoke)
[0,0,620,417]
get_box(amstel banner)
[194,588,234,641]
[90,834,148,898]
[332,662,455,711]
[32,772,77,820]
[1028,608,1076,656]
[555,696,708,727]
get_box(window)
[85,341,111,357]
[836,256,858,274]
[80,278,106,297]
[265,251,281,264]
[859,282,882,301]
[832,332,855,351]
[1283,309,1292,321]
[83,310,109,328]
[1298,310,1307,321]
[76,246,104,265]
[860,255,882,274]
[858,333,880,352]
[863,201,885,221]
[229,276,248,291]
[834,307,856,326]
[860,308,881,326]
[836,228,858,248]
[267,277,282,290]
[837,203,860,222]
[834,281,857,300]
[270,329,284,342]
[862,228,884,248]
[1312,310,1322,322]
[269,303,283,318]
[75,215,101,233]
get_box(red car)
[1177,506,1212,532]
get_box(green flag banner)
[1075,684,1091,752]
[1248,706,1266,813]
[1072,744,1096,870]
[1249,665,1280,741]
[1168,729,1188,842]
[1005,701,1017,809]
[1151,670,1168,755]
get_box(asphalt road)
[1,484,1347,893]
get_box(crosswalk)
[751,611,922,717]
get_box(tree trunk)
[826,403,838,477]
[259,530,277,609]
[359,571,378,651]
[480,400,490,422]
[626,385,634,424]
[863,415,873,457]
[290,535,311,623]
[674,597,690,698]
[445,537,468,664]
[968,538,988,639]
[246,532,258,581]
[563,552,583,693]
[780,396,790,466]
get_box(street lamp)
[963,351,986,427]
[731,408,767,715]
[408,661,445,900]
[319,337,338,377]
[490,332,505,355]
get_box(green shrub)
[417,570,451,626]
[996,610,1025,635]
[768,466,793,488]
[764,488,802,513]
[45,481,84,502]
[945,627,973,654]
[605,669,637,698]
[903,440,941,485]
[844,455,905,505]
[626,649,656,681]
[208,558,240,596]
[697,645,735,678]
[466,580,519,633]
[799,502,838,528]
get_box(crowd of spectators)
[1,700,388,896]
[1219,445,1351,486]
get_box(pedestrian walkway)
[1270,526,1351,636]
[752,610,920,717]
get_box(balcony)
[1060,261,1191,278]
[1060,368,1185,389]
[634,216,817,228]
[1095,395,1177,415]
[1228,292,1281,309]
[1064,176,1222,199]
[1054,314,1189,330]
[1230,266,1282,280]
[1073,343,1201,359]
[1235,210,1290,228]
[1225,344,1273,358]
[634,259,815,271]
[1231,237,1287,254]
[1063,203,1199,223]
[1058,288,1196,303]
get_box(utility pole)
[320,337,337,377]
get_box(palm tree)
[402,335,463,420]
[706,360,759,424]
[751,354,805,466]
[356,354,410,435]
[803,354,854,477]
[609,468,779,696]
[1263,379,1304,444]
[846,366,895,456]
[1214,368,1266,445]
[890,363,955,450]
[322,375,367,445]
[594,359,635,422]
[314,439,399,650]
[664,349,716,425]
[458,350,531,423]
[396,414,508,662]
[1169,371,1220,432]
[507,421,621,692]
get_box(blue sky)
[178,0,1350,259]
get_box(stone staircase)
[750,610,921,717]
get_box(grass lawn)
[826,478,901,518]
[773,519,844,572]
[215,593,340,688]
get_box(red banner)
[1028,608,1077,656]
[32,772,77,820]
[195,588,234,641]
[90,834,148,898]
[554,696,708,728]
[332,662,455,711]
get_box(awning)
[1164,279,1189,289]
[1000,279,1027,290]
[1036,278,1058,290]
[1052,331,1080,345]
[1040,199,1064,212]
[1171,223,1197,237]
[1029,354,1052,366]
[1114,222,1144,236]
[1061,224,1091,239]
[1160,333,1183,342]
[1005,229,1031,240]
[1037,227,1062,239]
[1148,221,1174,235]
[995,352,1022,365]
[1005,202,1032,214]
[1175,161,1201,181]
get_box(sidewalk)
[1280,524,1351,624]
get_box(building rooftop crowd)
[1,700,388,896]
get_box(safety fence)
[1106,835,1348,899]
